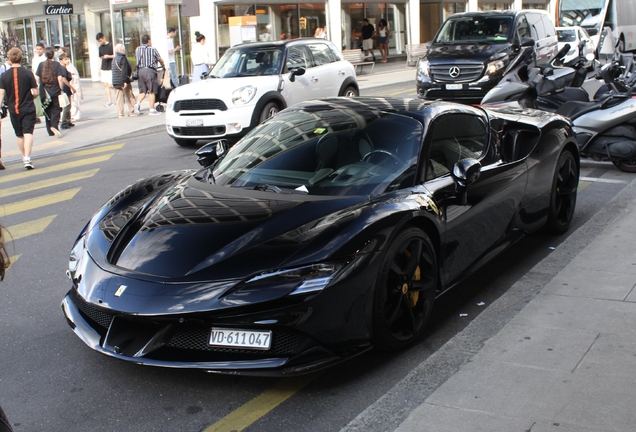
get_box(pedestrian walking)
[58,53,76,130]
[378,19,390,63]
[167,27,181,88]
[64,50,83,121]
[361,18,376,62]
[112,43,137,118]
[35,47,65,139]
[31,42,46,125]
[96,33,114,107]
[0,47,38,170]
[134,34,165,116]
[191,31,211,83]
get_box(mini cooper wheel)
[259,102,280,123]
[342,86,359,97]
[372,227,437,351]
[545,149,579,234]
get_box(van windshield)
[435,16,514,43]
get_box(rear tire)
[174,138,197,147]
[372,227,437,351]
[545,149,578,234]
[612,159,636,173]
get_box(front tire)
[545,149,579,234]
[612,159,636,173]
[342,86,359,97]
[259,101,279,123]
[372,227,437,351]
[174,138,197,147]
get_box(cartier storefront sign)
[44,4,74,15]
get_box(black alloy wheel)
[612,158,636,173]
[545,149,579,234]
[372,227,437,351]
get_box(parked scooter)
[481,33,636,173]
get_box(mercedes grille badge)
[449,66,461,78]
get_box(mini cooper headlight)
[167,88,176,110]
[246,262,344,295]
[232,86,257,105]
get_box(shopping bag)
[162,69,172,90]
[33,94,45,117]
[58,93,70,108]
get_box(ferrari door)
[424,113,528,286]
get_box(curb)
[341,176,636,432]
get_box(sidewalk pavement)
[344,175,636,431]
[0,58,416,167]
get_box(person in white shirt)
[31,43,46,76]
[191,32,211,82]
[166,27,181,87]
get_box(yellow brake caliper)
[402,250,420,307]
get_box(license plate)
[186,119,203,127]
[446,84,463,90]
[209,328,272,350]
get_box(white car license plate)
[446,84,463,90]
[209,328,272,350]
[186,119,203,127]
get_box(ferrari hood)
[90,175,368,281]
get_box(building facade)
[0,0,555,81]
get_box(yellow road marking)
[203,373,321,432]
[0,188,80,216]
[44,143,126,162]
[578,180,592,192]
[0,169,99,199]
[5,215,57,240]
[0,155,113,184]
[7,255,21,269]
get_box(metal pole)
[109,0,116,45]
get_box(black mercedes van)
[416,10,558,104]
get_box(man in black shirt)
[0,48,38,170]
[96,32,114,107]
[361,18,376,62]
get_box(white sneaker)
[104,101,114,107]
[50,127,62,138]
[23,157,34,170]
[148,109,161,116]
[134,103,140,115]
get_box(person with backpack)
[35,47,66,138]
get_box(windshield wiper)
[253,184,308,194]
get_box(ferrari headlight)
[486,59,505,76]
[418,59,430,78]
[67,232,87,279]
[247,262,343,295]
[232,86,257,105]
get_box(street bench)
[406,44,428,67]
[342,49,375,75]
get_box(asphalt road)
[1,83,634,432]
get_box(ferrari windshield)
[435,16,514,43]
[211,108,424,196]
[209,46,284,77]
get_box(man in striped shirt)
[134,34,165,116]
[0,48,38,170]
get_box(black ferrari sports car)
[62,97,579,376]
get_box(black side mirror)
[451,158,481,206]
[289,66,306,83]
[196,140,228,168]
[520,37,535,47]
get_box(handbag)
[132,65,139,81]
[58,93,70,108]
[0,101,7,119]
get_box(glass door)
[48,17,62,47]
